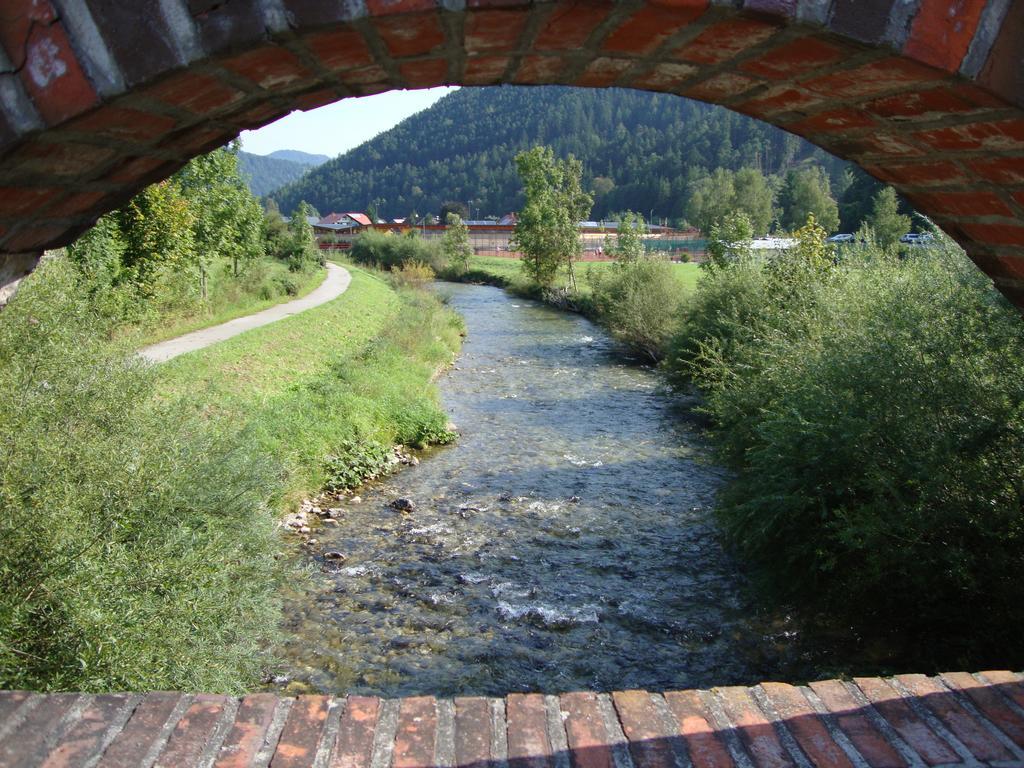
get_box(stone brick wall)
[0,0,1021,305]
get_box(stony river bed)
[272,283,829,697]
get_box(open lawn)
[464,255,701,295]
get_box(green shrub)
[0,260,284,692]
[324,439,393,492]
[589,258,686,362]
[671,237,1024,663]
[390,260,435,289]
[350,229,445,272]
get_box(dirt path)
[139,263,351,363]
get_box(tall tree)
[688,167,774,235]
[606,211,646,263]
[864,186,911,249]
[778,167,839,233]
[512,146,593,290]
[442,212,473,273]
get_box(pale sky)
[239,86,458,159]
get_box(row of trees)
[67,142,321,322]
[687,164,913,241]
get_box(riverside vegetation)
[0,147,464,692]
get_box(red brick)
[787,107,876,134]
[631,62,697,92]
[895,674,1014,762]
[109,155,172,184]
[464,55,512,85]
[0,0,57,62]
[392,697,437,768]
[740,37,846,80]
[0,691,32,724]
[577,57,633,88]
[662,690,734,768]
[828,131,924,159]
[466,9,529,52]
[941,671,1024,748]
[734,86,825,118]
[910,190,1014,218]
[17,140,118,177]
[154,694,229,768]
[675,17,780,65]
[233,102,292,130]
[39,694,130,768]
[866,87,979,121]
[57,189,108,216]
[961,222,1024,246]
[366,0,435,14]
[0,186,60,217]
[612,691,676,768]
[560,693,613,768]
[98,692,185,768]
[222,46,312,89]
[294,88,341,112]
[715,687,793,768]
[146,72,245,115]
[980,671,1024,709]
[976,0,1024,106]
[374,14,446,58]
[68,107,178,144]
[1,219,70,251]
[1014,190,1024,210]
[15,22,99,125]
[453,697,491,767]
[853,677,958,765]
[535,2,613,50]
[342,65,390,87]
[506,694,552,768]
[603,3,708,55]
[807,680,905,768]
[967,158,1024,187]
[214,694,280,768]
[271,695,331,768]
[0,693,80,767]
[863,160,966,187]
[304,28,375,71]
[802,57,945,100]
[683,72,759,101]
[759,684,853,768]
[400,59,449,87]
[915,119,1024,152]
[331,696,380,768]
[514,56,566,84]
[745,0,797,14]
[904,0,987,72]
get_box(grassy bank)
[0,258,463,693]
[137,257,325,345]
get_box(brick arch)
[0,0,1022,306]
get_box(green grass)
[157,261,464,503]
[138,258,325,345]
[463,255,701,295]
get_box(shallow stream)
[274,283,816,696]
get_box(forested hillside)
[272,86,848,223]
[239,151,323,197]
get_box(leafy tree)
[688,167,773,235]
[263,199,291,258]
[512,146,593,290]
[440,201,469,222]
[286,201,321,271]
[442,213,473,273]
[864,186,911,249]
[605,211,646,263]
[174,141,264,292]
[778,167,839,234]
[707,212,754,270]
[114,180,195,298]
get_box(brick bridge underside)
[0,0,1022,306]
[4,672,1024,767]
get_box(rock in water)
[391,497,416,513]
[323,551,347,561]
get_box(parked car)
[827,233,855,243]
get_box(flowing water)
[274,283,815,697]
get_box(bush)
[589,258,685,362]
[390,260,435,289]
[669,237,1024,664]
[350,229,445,272]
[0,260,284,692]
[324,439,393,492]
